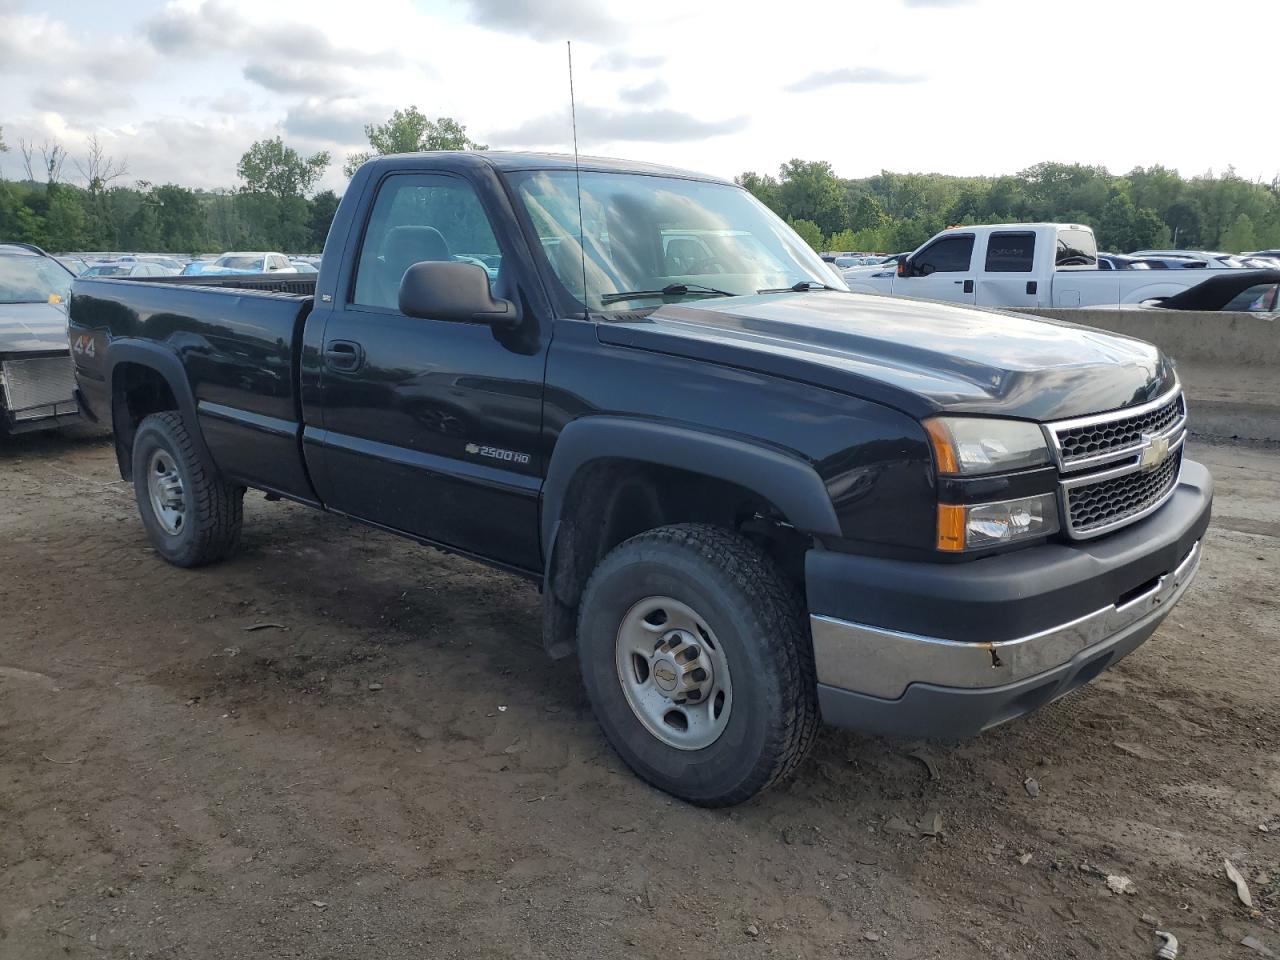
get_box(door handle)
[324,339,364,371]
[955,279,975,294]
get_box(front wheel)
[577,524,819,806]
[131,411,244,568]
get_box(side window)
[984,232,1035,272]
[352,173,502,310]
[913,235,974,275]
[1055,229,1097,267]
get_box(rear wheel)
[131,411,244,567]
[577,523,819,806]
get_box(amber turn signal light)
[936,503,966,552]
[925,419,959,475]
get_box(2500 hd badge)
[465,443,531,466]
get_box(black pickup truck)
[68,152,1212,806]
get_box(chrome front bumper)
[812,539,1201,701]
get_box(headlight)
[937,493,1060,552]
[924,416,1050,476]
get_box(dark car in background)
[0,243,80,435]
[1098,253,1152,270]
[83,261,179,278]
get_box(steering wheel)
[686,257,725,275]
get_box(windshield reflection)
[511,170,846,312]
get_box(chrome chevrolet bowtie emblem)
[1139,433,1170,472]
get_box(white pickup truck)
[842,223,1211,309]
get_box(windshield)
[0,255,74,302]
[510,170,846,312]
[83,265,132,277]
[216,256,263,270]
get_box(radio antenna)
[567,40,588,315]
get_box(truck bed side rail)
[118,274,319,296]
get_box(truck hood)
[597,292,1177,422]
[0,301,70,354]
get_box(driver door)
[311,171,547,571]
[898,234,977,304]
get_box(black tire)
[131,411,244,568]
[577,523,819,806]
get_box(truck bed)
[69,274,318,502]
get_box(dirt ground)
[1,430,1277,960]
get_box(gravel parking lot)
[1,431,1277,959]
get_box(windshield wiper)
[758,280,838,294]
[599,282,736,306]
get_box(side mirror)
[399,260,520,328]
[897,257,910,278]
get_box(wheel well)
[111,362,178,480]
[544,458,811,656]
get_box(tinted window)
[1223,283,1280,312]
[218,256,264,270]
[1055,228,1097,267]
[984,232,1035,272]
[913,235,974,275]
[353,173,501,309]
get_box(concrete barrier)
[1019,308,1279,442]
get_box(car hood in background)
[0,301,70,353]
[597,291,1177,422]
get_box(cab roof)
[0,242,48,257]
[365,150,729,185]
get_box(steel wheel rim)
[146,449,186,536]
[614,596,733,751]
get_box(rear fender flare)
[105,339,216,480]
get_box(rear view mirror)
[399,261,520,328]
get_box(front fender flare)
[539,416,842,555]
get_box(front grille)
[1,355,79,421]
[1055,393,1185,466]
[1065,448,1182,535]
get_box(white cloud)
[31,79,136,116]
[489,104,748,147]
[462,0,623,42]
[1,0,1277,194]
[784,67,923,93]
[283,97,389,148]
[619,78,668,104]
[243,62,362,96]
[594,51,666,71]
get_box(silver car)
[0,243,80,435]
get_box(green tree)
[238,137,330,200]
[235,137,330,251]
[1164,200,1203,247]
[851,194,888,232]
[777,160,847,238]
[787,217,823,251]
[343,108,487,178]
[825,229,859,252]
[150,184,209,253]
[308,190,341,252]
[734,171,782,213]
[1220,213,1257,253]
[42,184,89,250]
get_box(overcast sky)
[1,0,1275,194]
